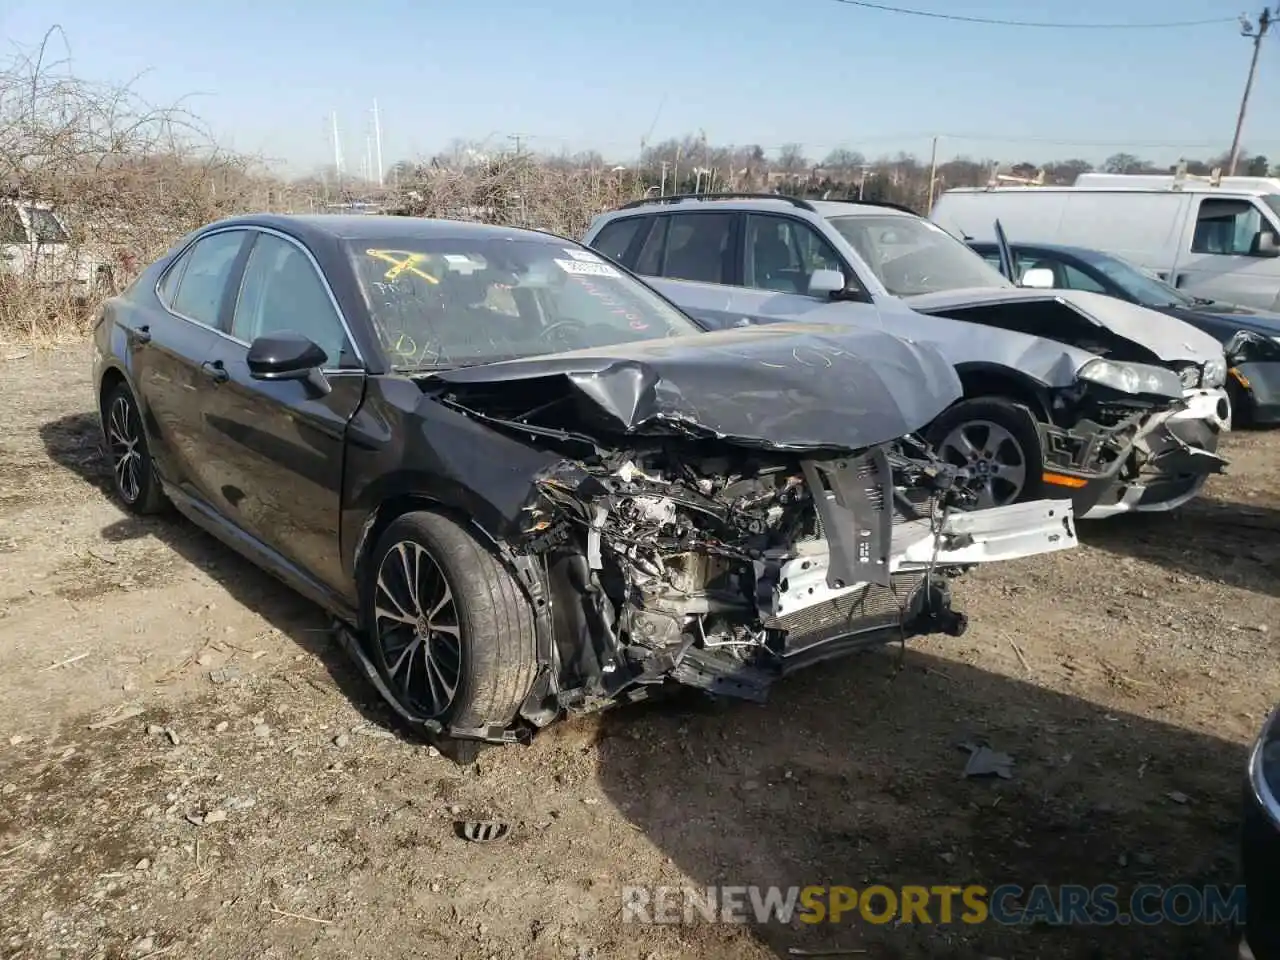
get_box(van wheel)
[925,398,1046,508]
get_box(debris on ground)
[960,742,1015,779]
[456,820,511,843]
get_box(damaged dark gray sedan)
[92,215,1078,746]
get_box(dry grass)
[0,29,316,344]
[391,154,647,240]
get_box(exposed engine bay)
[493,431,1078,722]
[349,329,1084,744]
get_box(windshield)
[1076,249,1194,308]
[1263,194,1280,223]
[827,215,1012,296]
[346,237,702,369]
[23,206,69,243]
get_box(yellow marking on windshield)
[364,249,439,284]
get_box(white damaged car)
[583,194,1231,521]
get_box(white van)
[930,172,1280,311]
[0,198,112,291]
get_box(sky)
[3,0,1279,175]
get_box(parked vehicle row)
[966,239,1280,426]
[92,213,1077,750]
[93,199,1274,956]
[931,170,1280,311]
[582,193,1231,520]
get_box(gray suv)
[583,193,1231,521]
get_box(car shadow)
[37,411,416,744]
[595,647,1250,959]
[1079,496,1280,600]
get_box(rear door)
[139,228,253,498]
[603,211,748,329]
[195,229,366,597]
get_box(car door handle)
[130,324,152,344]
[200,360,229,384]
[1172,273,1187,288]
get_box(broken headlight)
[1077,358,1183,398]
[1202,357,1227,388]
[1249,704,1280,827]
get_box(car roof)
[201,213,568,246]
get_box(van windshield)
[827,215,1013,297]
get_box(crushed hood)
[905,287,1225,364]
[424,323,963,451]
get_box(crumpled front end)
[1034,381,1230,521]
[508,436,1077,715]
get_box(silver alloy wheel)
[937,419,1028,509]
[108,394,143,504]
[373,540,463,718]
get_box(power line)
[827,0,1235,29]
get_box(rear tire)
[362,510,538,735]
[925,397,1046,508]
[102,381,167,515]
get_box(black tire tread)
[369,511,537,732]
[103,382,168,515]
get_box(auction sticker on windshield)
[562,248,605,263]
[554,258,621,278]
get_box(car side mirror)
[1019,267,1056,289]
[1255,231,1280,257]
[808,268,848,298]
[247,332,332,395]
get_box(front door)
[196,230,366,598]
[1174,196,1280,309]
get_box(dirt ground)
[1,344,1278,960]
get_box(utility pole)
[926,135,940,210]
[660,160,669,196]
[372,100,384,187]
[858,165,869,200]
[507,134,523,156]
[1229,7,1272,176]
[330,111,344,192]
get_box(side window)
[745,214,844,295]
[157,249,190,305]
[634,217,668,276]
[0,206,27,244]
[1191,199,1269,256]
[231,233,358,369]
[660,213,734,284]
[1058,262,1107,293]
[167,231,247,327]
[591,217,643,264]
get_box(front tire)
[102,381,167,514]
[363,511,538,736]
[925,397,1046,508]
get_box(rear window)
[591,217,644,263]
